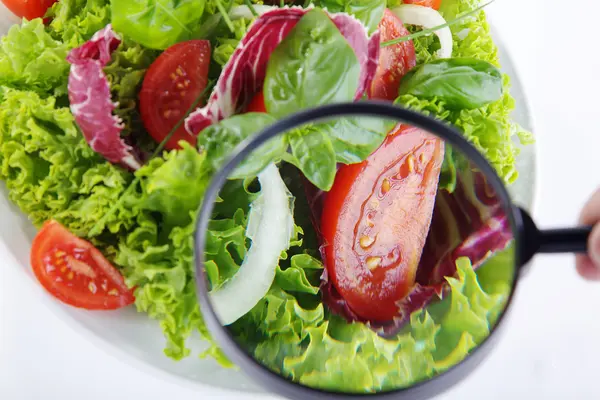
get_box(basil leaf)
[288,126,337,191]
[264,8,361,118]
[110,0,205,50]
[398,58,503,110]
[320,116,392,164]
[316,0,386,34]
[198,113,285,179]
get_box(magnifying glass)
[194,101,591,399]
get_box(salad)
[0,0,533,392]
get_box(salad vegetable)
[0,0,532,392]
[31,219,135,310]
[139,39,211,150]
[0,0,57,20]
[321,125,445,322]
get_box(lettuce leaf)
[234,250,512,392]
[103,40,159,142]
[47,0,112,47]
[0,20,70,97]
[213,18,253,67]
[110,0,207,50]
[394,0,533,187]
[0,87,134,237]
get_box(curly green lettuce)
[103,40,159,140]
[395,0,534,187]
[228,246,513,392]
[0,19,71,97]
[47,0,112,47]
[0,88,134,238]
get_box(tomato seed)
[407,154,415,173]
[381,178,391,194]
[366,256,382,270]
[359,235,375,249]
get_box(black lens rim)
[194,101,525,400]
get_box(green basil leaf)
[198,113,285,179]
[315,0,386,34]
[288,126,337,191]
[398,58,503,110]
[264,8,361,118]
[110,0,205,50]
[320,116,392,164]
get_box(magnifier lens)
[197,110,517,396]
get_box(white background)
[2,0,600,399]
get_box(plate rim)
[0,12,539,399]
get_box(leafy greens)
[0,0,531,389]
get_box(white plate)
[0,4,537,397]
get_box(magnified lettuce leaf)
[233,251,512,392]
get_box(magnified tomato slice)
[321,125,445,322]
[403,0,442,10]
[369,9,416,101]
[139,40,211,151]
[30,220,135,310]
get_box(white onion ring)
[209,163,294,325]
[391,4,453,59]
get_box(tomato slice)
[321,125,445,322]
[403,0,442,10]
[139,40,211,151]
[368,9,417,101]
[1,0,57,20]
[246,91,266,113]
[31,220,135,310]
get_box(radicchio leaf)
[67,24,141,170]
[316,163,513,336]
[184,7,380,135]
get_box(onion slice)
[209,163,295,325]
[229,5,277,20]
[391,4,453,59]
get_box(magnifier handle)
[537,226,593,254]
[517,207,593,265]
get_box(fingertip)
[588,224,600,266]
[579,188,600,225]
[575,254,600,281]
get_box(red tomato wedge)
[246,91,266,113]
[31,220,135,310]
[139,40,211,151]
[403,0,442,10]
[1,0,57,20]
[320,125,445,322]
[369,9,416,101]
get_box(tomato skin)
[139,40,211,151]
[246,91,266,113]
[31,220,135,310]
[1,0,57,20]
[403,0,442,10]
[321,125,444,322]
[369,9,417,101]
